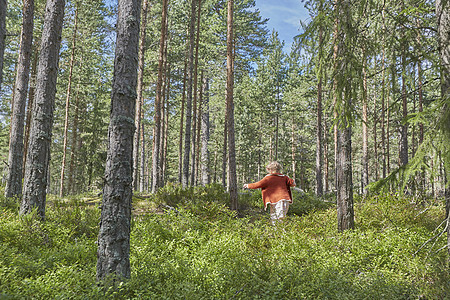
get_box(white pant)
[269,199,290,225]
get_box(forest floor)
[0,184,449,299]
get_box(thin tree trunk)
[200,73,210,186]
[0,0,6,91]
[139,118,146,193]
[178,59,187,183]
[222,108,228,187]
[59,6,78,198]
[182,0,197,187]
[316,20,323,196]
[151,0,168,192]
[68,75,81,195]
[226,0,238,210]
[96,0,140,281]
[399,1,408,167]
[5,0,34,198]
[362,52,369,194]
[21,0,65,218]
[190,0,201,185]
[324,114,329,193]
[292,115,296,183]
[161,66,171,185]
[381,4,387,178]
[435,0,450,256]
[133,0,150,191]
[195,69,203,184]
[23,44,38,178]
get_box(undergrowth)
[0,184,448,299]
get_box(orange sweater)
[247,173,295,209]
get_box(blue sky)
[255,0,310,52]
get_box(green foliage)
[0,191,449,299]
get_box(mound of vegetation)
[0,185,448,299]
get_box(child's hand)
[243,184,248,189]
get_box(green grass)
[0,185,448,299]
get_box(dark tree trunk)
[96,0,140,281]
[316,23,323,197]
[0,0,6,91]
[139,118,146,193]
[399,2,409,167]
[151,0,168,192]
[221,112,228,187]
[182,0,197,187]
[200,74,210,186]
[133,0,150,191]
[226,0,238,211]
[60,6,78,198]
[5,0,34,198]
[20,0,65,218]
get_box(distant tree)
[96,0,140,281]
[0,0,6,92]
[20,0,65,218]
[200,72,210,185]
[5,0,34,198]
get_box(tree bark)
[96,0,140,281]
[5,0,34,198]
[0,0,6,91]
[20,0,65,218]
[59,5,78,198]
[139,117,146,193]
[182,0,197,187]
[362,52,369,194]
[178,56,187,183]
[151,0,168,192]
[399,1,409,167]
[200,73,210,186]
[133,0,150,191]
[435,0,450,257]
[226,0,238,210]
[316,20,324,197]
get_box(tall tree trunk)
[139,118,146,193]
[159,20,169,187]
[178,57,187,183]
[68,76,81,195]
[195,69,203,184]
[335,0,354,232]
[291,115,296,183]
[23,44,38,178]
[222,106,228,187]
[151,0,168,192]
[182,0,197,187]
[200,73,210,186]
[21,0,65,218]
[59,6,78,198]
[133,0,150,191]
[316,20,323,196]
[435,0,450,257]
[381,7,387,179]
[399,2,409,167]
[5,0,34,198]
[190,0,201,185]
[324,114,329,193]
[362,52,369,194]
[96,0,140,281]
[0,0,6,91]
[226,0,238,210]
[161,66,171,185]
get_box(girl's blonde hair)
[266,161,282,173]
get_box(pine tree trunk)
[5,0,34,198]
[190,0,201,185]
[178,56,187,183]
[0,0,6,91]
[133,0,150,191]
[68,77,81,195]
[226,0,237,210]
[195,70,203,184]
[435,0,450,257]
[159,28,168,187]
[362,52,369,194]
[316,22,323,196]
[20,0,65,218]
[200,74,210,186]
[23,45,38,178]
[96,0,140,281]
[324,114,329,193]
[381,11,387,179]
[222,107,228,187]
[139,118,145,193]
[182,0,197,187]
[151,0,168,192]
[59,6,78,198]
[399,2,409,167]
